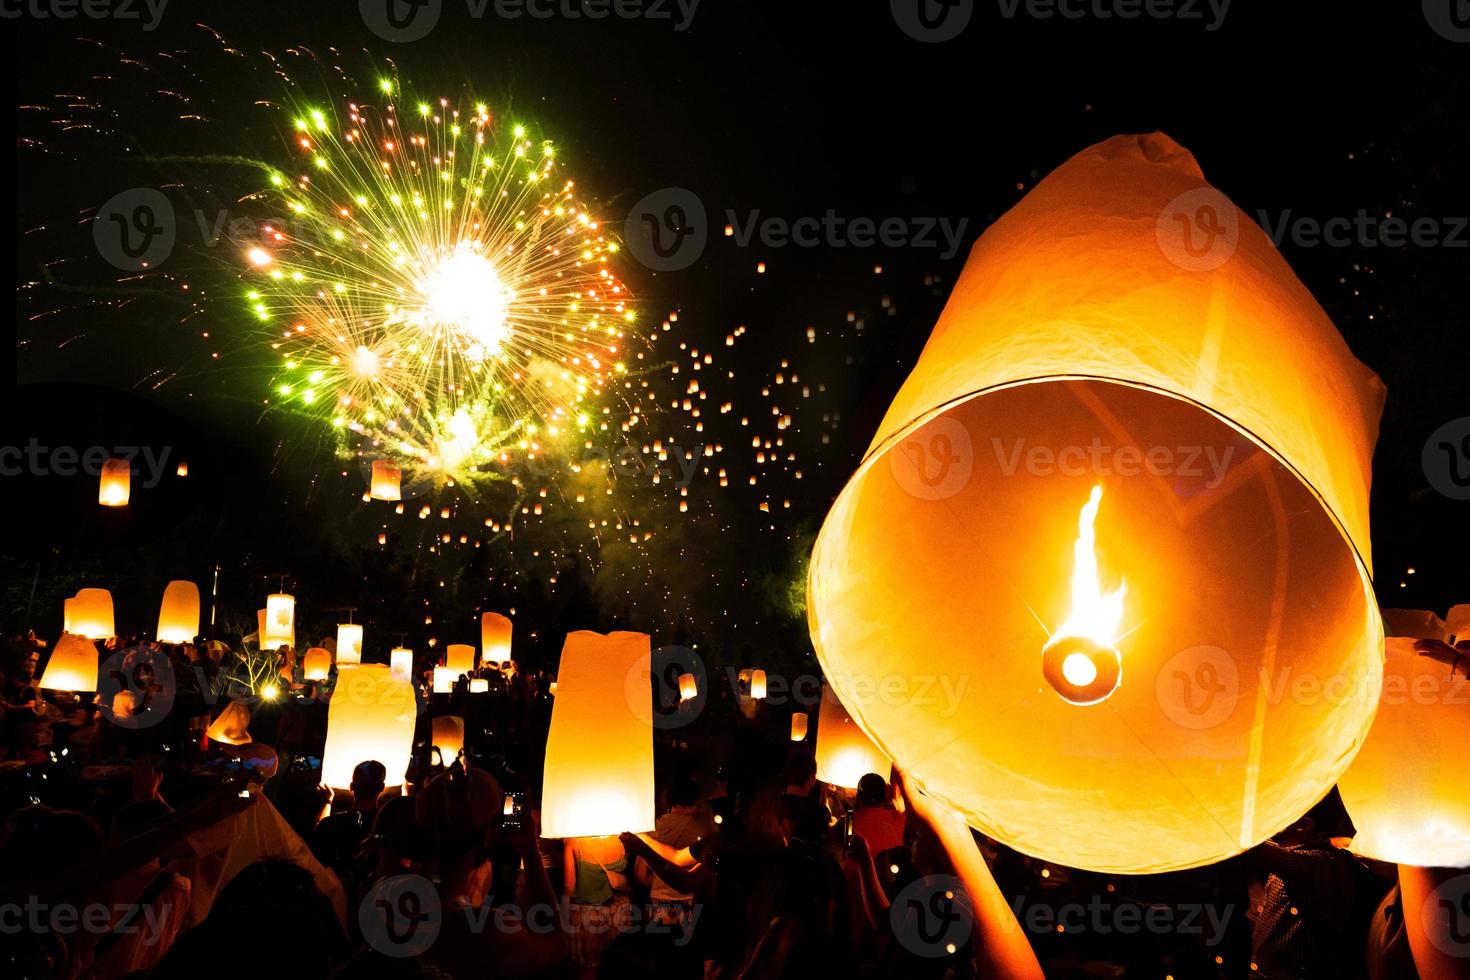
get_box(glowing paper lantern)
[39,634,98,693]
[262,594,295,649]
[431,715,466,765]
[70,588,115,640]
[678,672,698,701]
[445,643,475,674]
[541,631,656,838]
[156,580,200,644]
[1382,608,1451,642]
[320,664,416,789]
[390,647,414,681]
[206,701,253,746]
[749,669,767,700]
[814,686,890,790]
[481,612,513,665]
[469,678,489,694]
[303,647,332,682]
[432,666,455,694]
[336,624,364,666]
[62,597,76,633]
[98,458,130,507]
[1443,603,1470,642]
[1338,637,1470,867]
[370,460,402,501]
[806,133,1385,873]
[790,712,809,741]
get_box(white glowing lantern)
[156,580,200,644]
[370,460,402,501]
[70,589,115,640]
[432,666,455,694]
[390,647,414,681]
[262,594,295,649]
[98,458,130,507]
[320,664,416,790]
[39,634,98,693]
[469,678,489,693]
[481,612,513,665]
[336,624,364,666]
[445,643,475,674]
[791,712,810,741]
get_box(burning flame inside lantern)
[1042,485,1126,706]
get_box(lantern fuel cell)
[807,133,1385,874]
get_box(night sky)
[8,1,1469,672]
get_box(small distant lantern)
[548,680,558,696]
[445,643,475,674]
[320,664,415,790]
[481,612,513,665]
[206,700,253,746]
[432,666,455,694]
[469,678,489,694]
[370,460,402,501]
[262,593,295,649]
[390,647,413,681]
[678,672,698,701]
[750,669,767,700]
[156,580,200,644]
[303,647,332,681]
[541,631,657,838]
[814,685,891,791]
[70,588,115,640]
[431,715,466,765]
[336,623,364,666]
[175,461,189,477]
[98,458,130,507]
[39,634,98,693]
[790,712,810,741]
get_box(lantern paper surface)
[263,594,295,649]
[206,701,253,745]
[336,624,363,666]
[98,458,130,507]
[431,715,466,764]
[806,133,1385,874]
[370,460,402,501]
[481,612,513,665]
[303,647,332,681]
[541,631,656,838]
[390,647,413,681]
[320,665,416,789]
[445,643,475,674]
[1382,608,1451,643]
[39,634,98,693]
[156,580,200,644]
[814,685,890,790]
[70,588,115,639]
[1338,637,1470,867]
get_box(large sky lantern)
[445,643,476,674]
[39,634,99,693]
[481,612,513,665]
[806,132,1386,874]
[156,580,200,644]
[814,685,891,791]
[320,664,416,790]
[541,631,656,839]
[1338,637,1470,868]
[70,588,116,640]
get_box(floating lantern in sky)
[98,458,130,507]
[806,133,1385,873]
[432,716,466,765]
[481,612,513,665]
[541,631,656,838]
[303,647,332,682]
[70,588,115,640]
[370,460,402,501]
[156,580,200,644]
[678,672,698,701]
[263,593,295,649]
[321,664,416,789]
[749,669,768,700]
[445,643,475,674]
[336,623,364,666]
[1338,637,1470,868]
[790,712,810,742]
[390,647,413,681]
[814,685,890,790]
[39,634,98,693]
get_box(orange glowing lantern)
[431,715,466,765]
[370,460,402,501]
[749,669,767,700]
[262,594,295,650]
[1382,608,1451,643]
[156,580,200,644]
[814,685,890,790]
[469,678,489,693]
[541,631,656,838]
[806,133,1385,873]
[98,458,130,507]
[445,643,475,674]
[790,712,810,741]
[481,612,513,665]
[206,700,253,746]
[303,647,332,681]
[1338,637,1470,867]
[336,624,363,666]
[432,666,455,694]
[70,588,115,640]
[62,596,76,634]
[320,664,416,789]
[390,647,414,681]
[678,672,698,701]
[39,634,98,693]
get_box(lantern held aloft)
[70,588,115,640]
[320,664,415,790]
[445,643,475,675]
[814,685,890,791]
[481,612,513,665]
[263,594,295,650]
[431,716,466,766]
[336,624,364,666]
[303,647,332,682]
[156,580,200,644]
[39,634,99,693]
[390,647,414,681]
